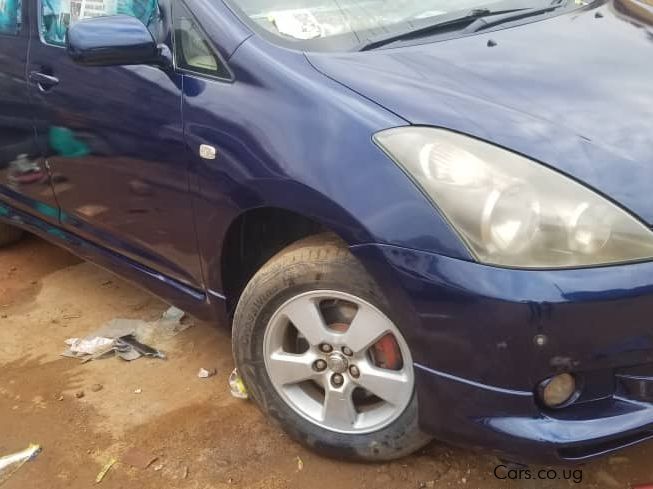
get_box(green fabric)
[49,127,90,158]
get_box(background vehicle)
[2,0,653,464]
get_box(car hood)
[308,1,653,224]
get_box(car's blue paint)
[27,1,204,287]
[0,0,60,223]
[0,200,215,319]
[352,243,653,390]
[308,2,653,225]
[183,0,251,59]
[67,15,163,67]
[352,242,653,461]
[414,362,653,462]
[183,37,473,293]
[1,0,653,464]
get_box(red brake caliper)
[330,322,402,370]
[371,334,403,370]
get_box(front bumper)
[351,243,653,463]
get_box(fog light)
[540,373,576,408]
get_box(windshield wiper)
[463,1,568,33]
[358,3,564,51]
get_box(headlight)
[374,127,653,268]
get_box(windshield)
[227,0,567,50]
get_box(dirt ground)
[2,236,653,489]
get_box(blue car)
[2,0,653,464]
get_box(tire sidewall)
[233,245,429,461]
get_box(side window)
[0,0,21,35]
[40,0,159,46]
[173,2,230,79]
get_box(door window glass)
[0,0,21,35]
[174,2,230,79]
[40,0,159,46]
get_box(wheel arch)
[218,205,366,319]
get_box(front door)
[0,0,58,222]
[27,0,203,287]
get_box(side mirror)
[66,15,171,68]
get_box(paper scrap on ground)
[61,306,186,362]
[198,368,216,379]
[64,336,114,355]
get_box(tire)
[0,223,23,247]
[232,233,432,461]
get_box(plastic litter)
[161,306,185,323]
[228,368,248,399]
[95,318,148,339]
[198,368,216,379]
[63,334,165,363]
[115,334,166,360]
[95,458,116,484]
[113,342,141,362]
[0,444,41,485]
[81,345,120,363]
[61,306,185,362]
[64,337,114,356]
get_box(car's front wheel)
[232,234,432,461]
[0,223,23,248]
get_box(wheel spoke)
[322,385,357,430]
[356,362,411,406]
[282,297,329,347]
[268,351,317,386]
[264,290,414,434]
[342,305,393,354]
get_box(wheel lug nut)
[349,365,360,378]
[342,346,353,356]
[313,359,327,372]
[319,343,333,353]
[331,373,344,387]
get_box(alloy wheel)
[263,290,414,434]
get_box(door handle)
[29,71,60,91]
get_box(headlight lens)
[374,127,653,268]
